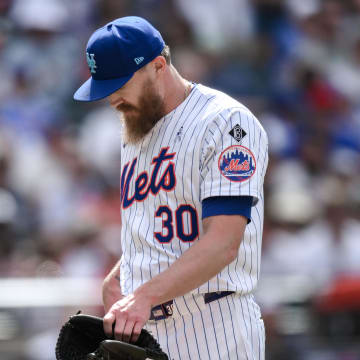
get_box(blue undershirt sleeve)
[202,196,253,223]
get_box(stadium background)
[1,0,360,359]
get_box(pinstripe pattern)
[120,84,268,358]
[145,293,265,360]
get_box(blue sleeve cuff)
[202,196,253,223]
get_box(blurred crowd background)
[1,0,360,359]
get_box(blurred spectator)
[0,0,81,137]
[78,105,122,184]
[175,0,254,53]
[326,38,360,105]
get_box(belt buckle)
[150,300,173,321]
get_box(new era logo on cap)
[134,57,144,65]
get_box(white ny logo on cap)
[86,52,97,73]
[134,57,144,65]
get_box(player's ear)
[152,56,166,75]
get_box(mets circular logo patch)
[218,145,256,182]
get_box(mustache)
[116,103,137,112]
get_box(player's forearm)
[135,215,247,306]
[102,260,123,312]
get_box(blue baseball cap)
[74,16,165,102]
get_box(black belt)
[149,291,235,321]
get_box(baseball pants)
[145,292,265,360]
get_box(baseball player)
[74,16,268,360]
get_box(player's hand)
[103,293,152,343]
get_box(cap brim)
[73,74,134,102]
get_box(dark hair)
[161,45,171,65]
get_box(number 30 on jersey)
[154,204,199,243]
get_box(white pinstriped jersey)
[119,83,268,298]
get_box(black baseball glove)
[55,312,168,360]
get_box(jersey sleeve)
[199,107,268,205]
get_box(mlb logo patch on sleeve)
[218,145,256,182]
